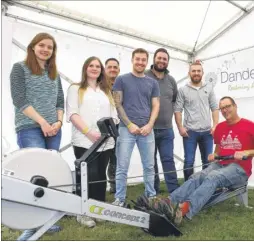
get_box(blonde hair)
[73,56,115,107]
[76,85,115,107]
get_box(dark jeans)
[107,147,117,191]
[17,127,62,150]
[73,146,112,202]
[107,124,118,192]
[154,128,179,194]
[183,130,213,181]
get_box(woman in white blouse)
[66,56,119,228]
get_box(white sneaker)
[94,218,104,222]
[148,196,157,201]
[77,215,96,228]
[112,198,125,207]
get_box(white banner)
[203,48,254,99]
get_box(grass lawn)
[2,181,254,241]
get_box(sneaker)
[17,225,61,241]
[109,187,116,194]
[154,197,183,226]
[165,198,183,225]
[148,196,157,201]
[173,204,183,225]
[17,229,36,241]
[77,215,96,228]
[112,198,125,207]
[94,218,104,222]
[47,225,62,233]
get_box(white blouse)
[66,84,119,151]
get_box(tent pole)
[198,45,254,61]
[1,1,8,15]
[195,4,254,55]
[4,0,192,55]
[224,0,248,13]
[5,13,189,64]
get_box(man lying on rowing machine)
[135,96,254,225]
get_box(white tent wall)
[5,5,189,62]
[174,49,254,188]
[2,16,189,184]
[2,17,15,157]
[2,1,253,188]
[151,9,254,187]
[195,10,254,187]
[196,10,254,60]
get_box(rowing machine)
[2,117,182,240]
[204,155,251,209]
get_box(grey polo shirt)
[174,81,219,132]
[145,67,178,129]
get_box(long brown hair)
[74,56,114,105]
[25,33,58,80]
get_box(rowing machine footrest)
[134,205,183,237]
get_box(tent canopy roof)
[48,1,253,51]
[3,0,254,60]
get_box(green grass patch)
[2,181,254,240]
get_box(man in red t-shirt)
[163,96,254,224]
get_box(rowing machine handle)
[214,155,248,160]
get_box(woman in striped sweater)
[10,32,64,240]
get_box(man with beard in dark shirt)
[145,48,179,194]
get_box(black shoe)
[109,188,116,194]
[183,167,194,181]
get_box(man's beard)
[190,76,202,84]
[153,63,167,73]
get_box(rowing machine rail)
[1,117,182,240]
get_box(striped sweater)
[10,61,65,132]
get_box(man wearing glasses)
[160,96,254,224]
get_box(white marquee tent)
[1,1,254,187]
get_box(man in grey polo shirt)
[174,61,219,181]
[145,48,179,194]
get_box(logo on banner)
[205,72,217,88]
[220,68,254,92]
[205,51,254,98]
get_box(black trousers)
[107,144,117,190]
[107,124,119,191]
[73,146,112,202]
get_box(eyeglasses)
[219,104,233,111]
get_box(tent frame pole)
[4,0,192,55]
[195,4,254,55]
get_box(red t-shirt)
[213,118,254,177]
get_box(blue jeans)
[17,127,62,150]
[154,128,179,194]
[183,130,213,180]
[170,162,248,219]
[115,125,156,201]
[16,127,62,240]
